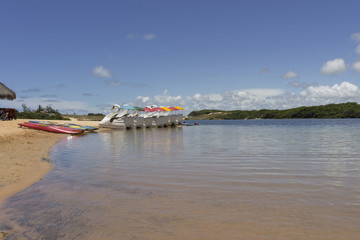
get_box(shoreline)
[0,119,99,205]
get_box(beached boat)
[124,109,144,128]
[99,104,184,129]
[150,107,170,127]
[99,104,129,129]
[143,117,153,128]
[133,107,149,128]
[154,116,167,127]
[169,115,177,125]
[173,107,184,125]
[134,117,145,128]
[123,116,135,128]
[28,121,98,131]
[166,107,181,125]
[18,122,84,134]
[143,106,181,127]
[142,107,156,127]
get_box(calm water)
[1,119,360,239]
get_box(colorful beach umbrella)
[160,107,172,111]
[152,107,166,112]
[120,105,136,110]
[143,107,155,112]
[134,106,144,111]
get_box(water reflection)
[1,121,360,239]
[97,127,184,162]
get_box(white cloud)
[351,32,360,42]
[207,94,223,101]
[6,83,360,115]
[356,44,360,54]
[143,34,156,40]
[352,60,360,73]
[133,82,360,113]
[135,88,285,112]
[137,96,150,103]
[153,89,181,103]
[244,89,284,98]
[282,70,299,79]
[193,93,202,100]
[320,58,347,75]
[92,66,113,78]
[300,82,359,99]
[351,33,360,54]
[290,81,318,89]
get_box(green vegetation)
[87,113,105,117]
[64,113,105,121]
[187,102,360,120]
[17,104,70,120]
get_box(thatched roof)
[0,82,16,100]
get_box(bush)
[17,112,70,120]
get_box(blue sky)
[1,0,360,114]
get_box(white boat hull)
[169,115,178,125]
[123,116,135,128]
[134,117,145,128]
[99,112,126,129]
[99,104,183,129]
[154,116,168,127]
[144,118,153,128]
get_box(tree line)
[187,102,360,120]
[17,104,69,120]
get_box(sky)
[1,0,360,115]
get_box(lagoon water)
[1,119,360,239]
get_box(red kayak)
[18,122,84,134]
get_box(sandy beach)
[0,119,99,205]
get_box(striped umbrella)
[144,107,155,112]
[152,107,166,112]
[160,107,172,111]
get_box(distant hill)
[187,102,360,120]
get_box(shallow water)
[1,119,360,239]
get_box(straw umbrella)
[0,82,16,100]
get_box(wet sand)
[0,119,99,205]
